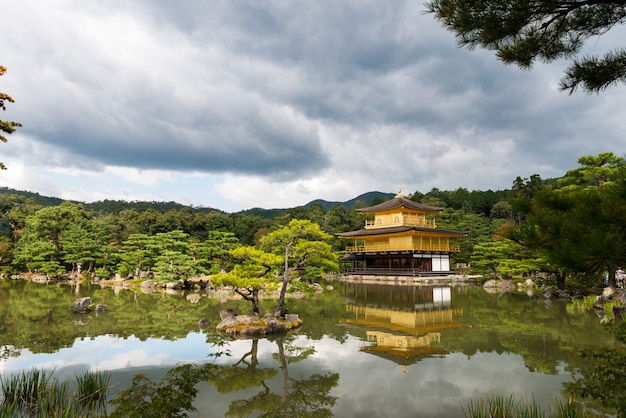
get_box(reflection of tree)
[219,337,339,418]
[214,339,279,395]
[564,322,626,417]
[0,280,224,354]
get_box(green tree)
[557,151,626,189]
[212,246,281,315]
[425,0,626,93]
[506,184,626,288]
[13,202,92,273]
[260,220,337,318]
[59,222,100,273]
[151,230,203,281]
[203,231,241,273]
[469,238,544,278]
[0,66,22,169]
[117,233,154,278]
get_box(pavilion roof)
[337,225,467,238]
[357,195,442,214]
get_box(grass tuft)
[0,368,110,417]
[462,394,592,418]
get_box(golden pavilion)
[337,191,467,276]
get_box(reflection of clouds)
[305,335,367,366]
[0,332,227,375]
[1,333,571,418]
[327,351,570,418]
[90,349,168,371]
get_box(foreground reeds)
[0,368,109,417]
[462,394,593,418]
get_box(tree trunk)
[274,271,289,318]
[276,338,289,404]
[274,242,292,318]
[235,287,261,316]
[555,271,566,290]
[251,289,260,316]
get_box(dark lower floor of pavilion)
[339,251,455,276]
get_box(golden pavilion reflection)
[344,285,468,366]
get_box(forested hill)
[303,191,395,211]
[235,191,396,218]
[0,187,66,207]
[0,187,394,216]
[0,187,220,214]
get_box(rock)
[215,314,258,333]
[326,285,334,291]
[220,309,237,320]
[198,318,210,330]
[95,304,107,313]
[165,280,184,290]
[264,316,287,334]
[602,287,615,299]
[285,314,300,323]
[140,280,155,289]
[215,311,301,336]
[72,297,92,313]
[496,280,515,291]
[32,274,49,284]
[483,279,497,288]
[311,283,324,293]
[542,288,556,299]
[186,294,201,304]
[525,279,534,287]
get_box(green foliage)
[260,219,337,317]
[4,151,626,288]
[469,238,543,278]
[558,152,626,190]
[425,0,626,93]
[566,295,598,315]
[506,154,626,288]
[202,231,241,273]
[213,245,282,315]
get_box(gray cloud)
[2,0,625,210]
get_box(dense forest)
[1,152,624,290]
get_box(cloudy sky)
[2,1,625,212]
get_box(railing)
[341,267,452,276]
[365,219,437,228]
[345,244,461,253]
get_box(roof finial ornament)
[395,189,403,198]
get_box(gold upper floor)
[365,212,436,229]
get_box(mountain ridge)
[0,186,395,215]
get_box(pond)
[0,279,622,417]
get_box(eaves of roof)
[337,225,468,238]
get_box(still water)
[0,279,620,417]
